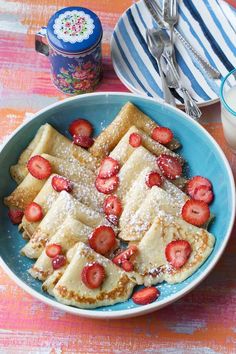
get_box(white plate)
[111,0,236,107]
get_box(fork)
[163,0,178,47]
[146,29,176,106]
[155,0,179,87]
[150,29,201,119]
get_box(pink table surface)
[0,0,236,353]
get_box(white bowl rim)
[0,91,235,319]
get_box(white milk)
[221,85,236,153]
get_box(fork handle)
[180,88,202,120]
[156,58,176,107]
[163,53,201,119]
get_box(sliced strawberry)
[129,133,142,148]
[157,154,182,180]
[182,199,210,226]
[165,240,192,269]
[151,126,173,145]
[95,175,119,194]
[46,244,62,258]
[8,209,24,225]
[112,245,138,266]
[89,225,116,255]
[52,175,73,193]
[193,185,214,204]
[27,155,52,180]
[69,119,93,137]
[103,195,122,217]
[121,260,134,272]
[132,287,160,305]
[106,214,119,226]
[73,135,94,149]
[98,157,120,179]
[145,171,163,188]
[186,176,212,198]
[81,262,105,289]
[52,254,67,270]
[24,202,43,222]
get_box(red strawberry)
[73,135,94,149]
[182,199,210,226]
[132,287,160,305]
[89,225,116,255]
[121,260,134,272]
[69,119,93,137]
[52,175,73,193]
[27,155,52,180]
[98,157,120,179]
[106,214,119,226]
[129,133,142,148]
[145,171,163,188]
[24,202,43,222]
[81,262,105,289]
[165,240,192,269]
[157,154,182,180]
[8,209,24,225]
[193,185,214,204]
[151,126,173,145]
[103,195,122,217]
[186,176,212,198]
[52,254,67,270]
[112,245,138,266]
[95,175,119,194]
[46,244,62,258]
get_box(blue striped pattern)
[111,0,236,106]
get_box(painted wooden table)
[0,1,236,353]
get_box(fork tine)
[162,0,168,18]
[171,0,178,17]
[163,0,178,22]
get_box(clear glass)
[220,68,236,153]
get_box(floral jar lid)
[47,6,103,54]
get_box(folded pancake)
[71,144,100,172]
[29,217,93,281]
[20,174,104,239]
[110,125,183,166]
[89,102,180,159]
[42,242,86,295]
[134,214,215,285]
[117,146,186,201]
[10,123,79,183]
[10,165,28,185]
[119,165,187,229]
[4,153,95,210]
[21,191,106,259]
[48,242,136,309]
[119,186,188,241]
[119,167,151,229]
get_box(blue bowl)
[0,93,235,319]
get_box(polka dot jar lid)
[47,6,103,54]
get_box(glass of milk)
[220,69,236,153]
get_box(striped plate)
[111,0,236,106]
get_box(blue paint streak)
[183,0,234,71]
[113,32,150,96]
[125,9,163,97]
[204,0,236,52]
